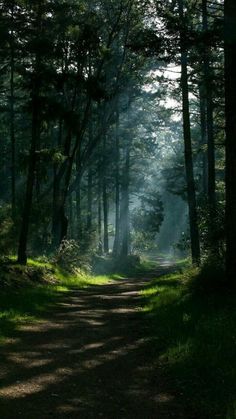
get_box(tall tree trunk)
[17,107,39,264]
[76,145,82,240]
[113,110,120,256]
[120,136,130,259]
[103,135,109,254]
[52,172,62,248]
[10,2,16,220]
[199,83,208,195]
[225,0,236,282]
[17,1,42,264]
[51,118,63,249]
[57,131,73,243]
[87,168,92,231]
[51,130,72,248]
[87,117,93,231]
[98,159,103,255]
[68,192,74,239]
[202,0,217,251]
[52,191,68,246]
[52,95,93,246]
[179,0,201,265]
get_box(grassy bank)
[0,260,110,344]
[0,254,156,345]
[141,269,236,419]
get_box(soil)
[0,263,194,418]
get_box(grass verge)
[0,262,111,344]
[141,268,236,419]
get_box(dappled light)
[0,267,182,418]
[0,0,235,417]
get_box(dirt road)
[0,267,188,418]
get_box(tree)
[225,0,236,282]
[178,0,201,265]
[17,0,45,264]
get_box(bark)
[69,192,74,239]
[17,1,43,264]
[199,83,208,195]
[87,117,93,231]
[51,130,73,247]
[51,57,80,247]
[87,168,92,231]
[103,135,109,254]
[10,2,16,220]
[225,0,236,282]
[179,0,201,265]
[53,107,91,246]
[51,118,63,249]
[52,172,62,248]
[76,145,82,239]
[120,136,130,259]
[202,0,217,250]
[113,110,120,256]
[98,159,103,255]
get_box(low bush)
[141,268,236,418]
[53,239,92,274]
[184,257,226,295]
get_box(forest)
[0,0,235,418]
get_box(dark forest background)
[0,0,235,282]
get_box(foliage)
[53,239,92,274]
[131,190,164,252]
[0,206,17,254]
[131,231,159,253]
[173,231,191,257]
[0,259,56,288]
[0,0,231,278]
[198,200,226,259]
[141,268,236,418]
[92,254,142,275]
[184,258,226,295]
[0,260,110,344]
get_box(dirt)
[0,264,194,419]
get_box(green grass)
[93,254,160,277]
[137,258,158,272]
[0,264,111,344]
[141,270,236,419]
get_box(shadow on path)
[0,263,193,418]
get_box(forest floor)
[0,260,235,418]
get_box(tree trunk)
[51,131,73,248]
[199,83,208,195]
[17,2,42,264]
[202,0,217,251]
[120,136,130,259]
[103,135,109,254]
[98,159,103,255]
[179,0,201,265]
[87,168,92,231]
[87,116,93,231]
[113,110,120,256]
[68,192,74,239]
[51,118,63,249]
[225,0,236,282]
[10,3,16,220]
[76,145,82,240]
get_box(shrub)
[184,257,226,295]
[53,239,92,273]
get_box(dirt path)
[0,264,186,419]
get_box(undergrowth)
[93,254,158,275]
[141,266,236,419]
[0,258,110,344]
